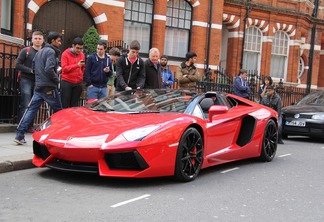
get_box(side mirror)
[208,105,229,121]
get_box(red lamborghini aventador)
[32,89,278,182]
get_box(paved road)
[0,137,323,222]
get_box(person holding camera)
[60,37,86,108]
[85,40,112,100]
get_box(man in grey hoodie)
[14,32,63,145]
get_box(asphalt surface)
[0,131,34,174]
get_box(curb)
[0,159,34,174]
[0,124,17,133]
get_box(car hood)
[37,107,187,141]
[282,105,324,113]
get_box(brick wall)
[3,0,324,88]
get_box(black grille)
[105,151,149,170]
[46,159,98,174]
[33,140,51,160]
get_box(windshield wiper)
[89,107,115,112]
[127,110,160,114]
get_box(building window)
[164,0,192,58]
[1,0,13,35]
[270,31,289,79]
[242,26,262,73]
[298,57,305,83]
[123,0,153,54]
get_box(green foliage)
[82,26,100,55]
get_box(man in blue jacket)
[233,69,251,99]
[160,55,174,89]
[14,32,63,145]
[85,40,112,100]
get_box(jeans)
[18,78,35,128]
[60,80,83,108]
[16,88,62,138]
[87,86,107,100]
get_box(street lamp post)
[240,0,252,69]
[306,0,319,94]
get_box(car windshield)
[297,92,324,106]
[86,89,197,113]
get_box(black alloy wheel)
[260,119,278,162]
[174,127,203,182]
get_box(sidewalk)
[0,132,34,173]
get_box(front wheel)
[174,127,203,182]
[259,119,278,162]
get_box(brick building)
[1,0,324,89]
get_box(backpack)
[17,46,31,82]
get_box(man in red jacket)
[60,37,86,108]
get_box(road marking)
[110,194,151,208]
[220,167,239,174]
[278,153,291,157]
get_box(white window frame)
[123,0,153,54]
[164,0,192,58]
[1,0,13,35]
[242,26,262,74]
[270,30,289,80]
[298,57,305,84]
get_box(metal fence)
[0,42,21,124]
[0,43,312,125]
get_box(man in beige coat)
[176,52,200,90]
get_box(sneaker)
[14,135,26,145]
[278,140,284,144]
[27,127,35,133]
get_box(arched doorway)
[32,0,95,51]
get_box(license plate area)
[285,120,306,127]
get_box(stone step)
[0,124,17,133]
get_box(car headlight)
[122,125,160,141]
[38,118,52,131]
[312,114,324,120]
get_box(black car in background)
[282,91,324,138]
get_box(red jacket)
[61,48,85,84]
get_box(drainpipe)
[240,0,252,69]
[23,0,28,46]
[204,0,213,81]
[306,0,319,94]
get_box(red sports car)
[32,89,278,182]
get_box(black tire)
[174,127,203,182]
[260,119,278,162]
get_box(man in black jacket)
[16,31,44,133]
[261,85,284,144]
[14,32,63,145]
[144,48,162,89]
[115,40,145,92]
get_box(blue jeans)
[87,86,107,100]
[16,89,62,138]
[18,78,35,128]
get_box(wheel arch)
[188,123,204,140]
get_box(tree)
[82,26,100,56]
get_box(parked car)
[282,90,324,138]
[32,89,278,182]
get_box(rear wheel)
[174,127,203,182]
[260,119,278,162]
